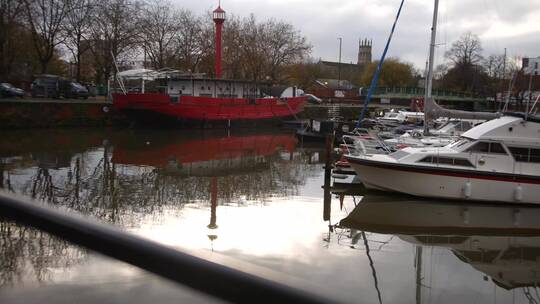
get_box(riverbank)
[0,97,469,129]
[0,97,116,128]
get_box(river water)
[0,128,539,303]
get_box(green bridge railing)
[364,86,485,101]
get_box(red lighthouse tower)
[213,3,226,79]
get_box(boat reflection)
[112,132,297,176]
[0,129,310,287]
[341,195,540,291]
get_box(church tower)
[357,38,372,65]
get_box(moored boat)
[345,114,540,204]
[111,3,307,127]
[112,79,306,127]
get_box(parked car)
[0,82,25,98]
[65,82,89,99]
[82,82,97,97]
[31,75,89,99]
[31,74,62,98]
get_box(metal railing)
[360,86,484,100]
[0,192,336,304]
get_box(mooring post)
[323,133,334,221]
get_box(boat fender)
[514,185,523,202]
[462,207,470,224]
[463,181,472,198]
[512,209,521,226]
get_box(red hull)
[113,93,305,121]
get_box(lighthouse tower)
[213,3,226,78]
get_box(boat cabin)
[161,78,266,99]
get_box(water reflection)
[0,129,319,288]
[6,128,539,303]
[339,194,540,303]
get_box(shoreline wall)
[0,100,118,129]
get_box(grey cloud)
[173,0,540,68]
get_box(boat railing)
[342,130,393,156]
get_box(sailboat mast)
[424,0,439,135]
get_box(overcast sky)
[173,0,540,70]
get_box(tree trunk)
[40,59,48,74]
[76,50,81,81]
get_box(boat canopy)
[460,115,540,143]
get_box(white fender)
[463,181,472,198]
[514,185,523,202]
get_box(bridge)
[367,86,486,102]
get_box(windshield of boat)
[435,121,455,131]
[389,149,410,160]
[448,138,471,149]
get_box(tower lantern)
[213,4,226,79]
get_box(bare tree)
[445,32,483,67]
[88,0,140,84]
[240,15,266,81]
[221,14,244,79]
[0,0,25,79]
[175,10,205,73]
[484,54,506,79]
[259,19,311,82]
[224,14,310,82]
[62,0,94,81]
[23,0,69,73]
[138,0,180,69]
[440,32,488,93]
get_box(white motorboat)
[384,131,456,148]
[376,110,424,127]
[383,119,484,148]
[345,114,540,204]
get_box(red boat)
[112,78,306,126]
[112,4,306,127]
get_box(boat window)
[466,142,507,154]
[466,142,489,153]
[508,147,540,163]
[489,143,507,154]
[417,155,474,167]
[453,158,475,167]
[531,149,540,163]
[437,157,454,165]
[418,155,433,163]
[508,146,529,162]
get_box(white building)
[523,57,540,75]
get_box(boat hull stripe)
[346,157,540,185]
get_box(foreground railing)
[0,192,335,304]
